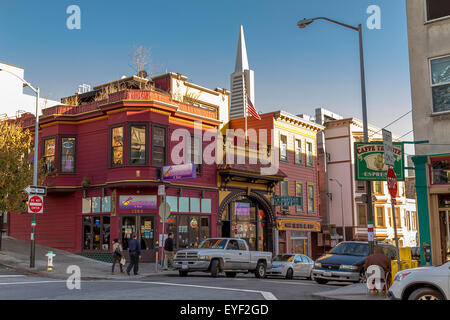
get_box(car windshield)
[198,239,228,249]
[329,242,369,256]
[273,255,294,262]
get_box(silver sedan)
[267,254,315,280]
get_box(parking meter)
[422,242,431,266]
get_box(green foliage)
[0,120,46,214]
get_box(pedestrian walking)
[163,232,174,270]
[364,245,392,292]
[126,233,142,275]
[111,238,124,274]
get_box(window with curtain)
[61,137,76,173]
[111,126,124,166]
[307,185,315,214]
[430,55,450,113]
[295,139,302,165]
[376,206,385,227]
[130,125,146,165]
[306,142,313,167]
[280,135,287,161]
[152,125,166,167]
[358,204,367,226]
[43,138,56,173]
[296,182,304,213]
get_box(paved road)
[0,265,349,300]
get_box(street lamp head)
[297,18,314,29]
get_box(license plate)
[181,264,188,270]
[323,271,332,277]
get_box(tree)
[129,45,162,80]
[0,119,46,250]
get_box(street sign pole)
[387,167,402,271]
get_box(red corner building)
[9,73,230,262]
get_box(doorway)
[120,215,156,262]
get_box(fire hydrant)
[45,251,55,272]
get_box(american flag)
[246,95,261,120]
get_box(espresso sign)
[354,142,404,181]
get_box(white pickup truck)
[173,238,273,278]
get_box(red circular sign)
[28,195,43,213]
[387,168,397,198]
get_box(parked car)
[312,241,397,284]
[173,238,272,278]
[267,254,314,280]
[388,261,450,300]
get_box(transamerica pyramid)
[230,25,255,119]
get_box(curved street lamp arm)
[0,68,38,93]
[311,17,360,32]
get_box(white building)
[0,62,60,118]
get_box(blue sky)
[0,0,413,153]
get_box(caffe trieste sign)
[354,142,404,181]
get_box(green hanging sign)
[354,142,404,181]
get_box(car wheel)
[255,262,266,278]
[179,270,188,277]
[315,278,328,285]
[210,259,220,278]
[285,268,293,280]
[225,272,237,278]
[408,288,444,300]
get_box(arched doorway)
[218,191,274,252]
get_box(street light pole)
[330,178,346,242]
[0,68,40,267]
[297,17,374,253]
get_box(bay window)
[60,136,76,173]
[111,126,124,167]
[128,124,148,165]
[152,125,167,167]
[43,137,56,173]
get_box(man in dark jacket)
[163,233,174,270]
[126,233,141,275]
[364,246,392,291]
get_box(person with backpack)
[111,238,124,274]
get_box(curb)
[0,261,178,281]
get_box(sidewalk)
[0,236,178,280]
[311,283,389,300]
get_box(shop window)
[358,204,367,226]
[82,196,111,214]
[376,206,385,227]
[296,182,304,213]
[166,196,178,212]
[102,196,111,212]
[431,157,450,185]
[430,55,450,113]
[295,139,303,165]
[190,197,200,213]
[60,137,76,173]
[307,184,315,214]
[426,0,450,21]
[43,137,56,173]
[306,142,313,167]
[92,197,101,213]
[83,215,110,251]
[82,198,92,214]
[179,197,189,212]
[152,125,166,167]
[129,124,147,165]
[201,198,211,214]
[175,215,210,249]
[111,126,124,167]
[280,134,287,162]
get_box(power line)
[369,110,412,138]
[398,129,414,139]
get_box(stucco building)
[406,0,450,264]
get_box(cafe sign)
[277,219,321,232]
[354,142,404,181]
[272,196,302,207]
[162,163,197,181]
